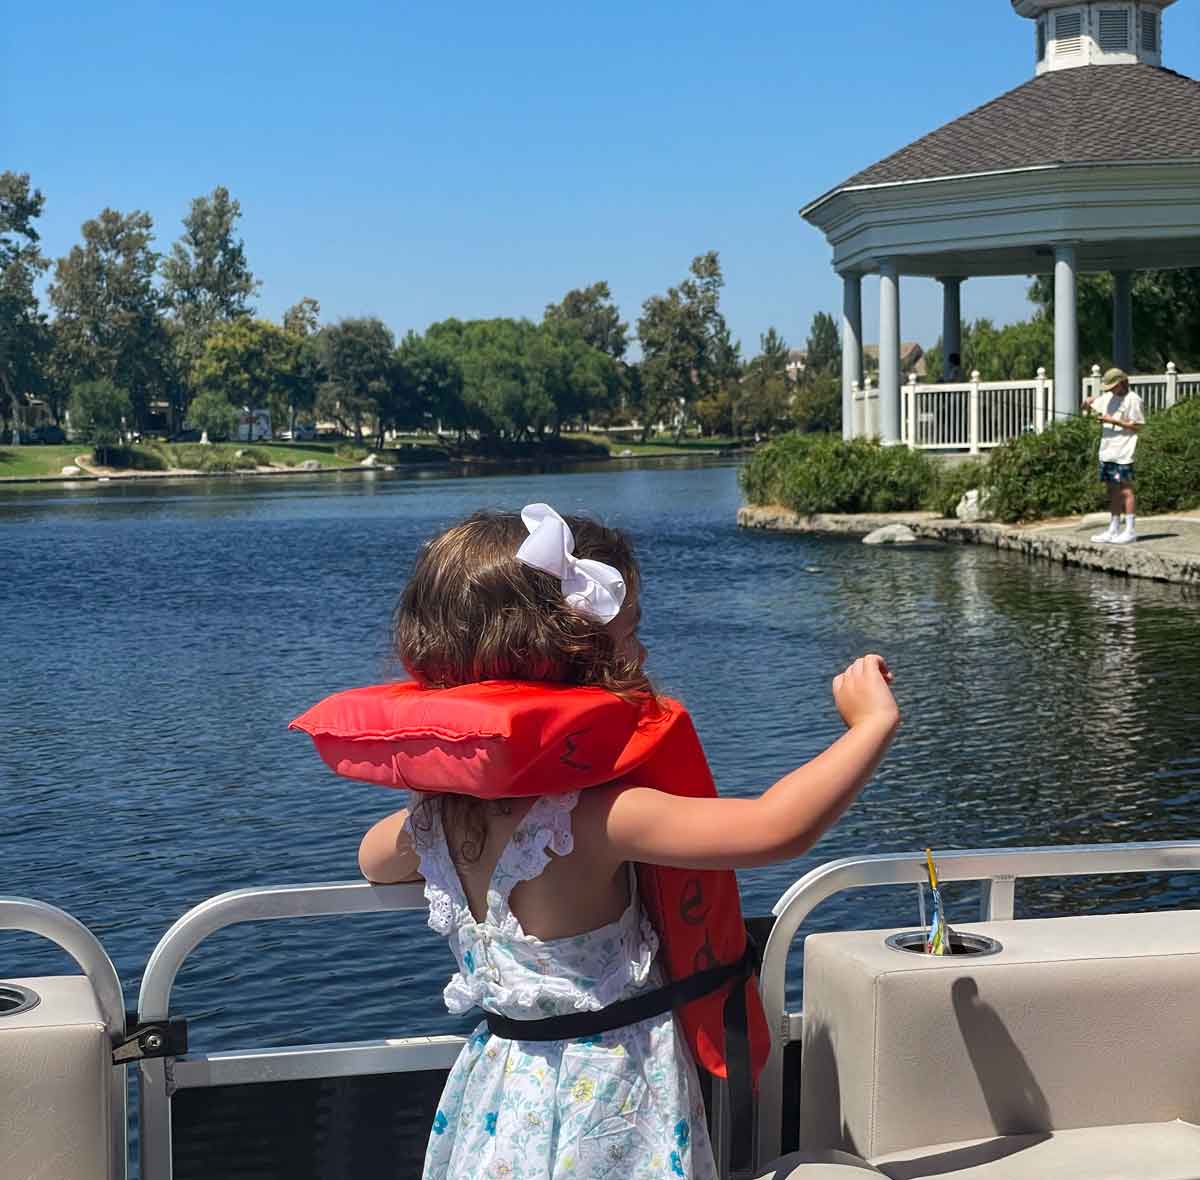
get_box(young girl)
[357,503,899,1180]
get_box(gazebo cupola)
[1015,1,1175,73]
[802,0,1200,444]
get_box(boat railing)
[754,839,1200,1168]
[0,896,129,1180]
[136,880,461,1180]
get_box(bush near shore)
[739,399,1200,523]
[738,434,936,514]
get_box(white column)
[939,277,963,372]
[841,272,863,439]
[1112,271,1133,371]
[1054,245,1078,419]
[878,260,901,444]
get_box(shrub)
[238,446,273,465]
[100,445,168,471]
[69,380,132,462]
[1136,397,1200,512]
[739,433,935,514]
[335,442,369,461]
[199,451,257,473]
[925,458,992,518]
[164,444,210,469]
[985,415,1102,522]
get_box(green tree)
[0,172,50,443]
[162,186,259,423]
[278,299,323,434]
[925,317,1054,383]
[405,325,471,438]
[48,208,169,431]
[792,371,842,434]
[316,317,395,441]
[531,319,618,434]
[69,379,132,462]
[192,318,302,435]
[457,318,551,439]
[282,296,321,338]
[636,252,736,441]
[187,389,239,443]
[735,328,792,438]
[544,281,628,359]
[805,312,840,374]
[1029,270,1200,372]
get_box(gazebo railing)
[897,369,1053,454]
[1083,363,1200,414]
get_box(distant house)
[865,343,926,380]
[785,348,809,382]
[787,342,926,382]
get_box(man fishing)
[1084,368,1144,545]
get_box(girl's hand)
[832,654,899,731]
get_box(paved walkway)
[737,506,1200,586]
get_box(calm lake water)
[2,461,1199,1052]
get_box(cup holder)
[885,930,1002,957]
[0,983,40,1017]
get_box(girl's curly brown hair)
[395,509,652,864]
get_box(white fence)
[1082,363,1200,414]
[852,363,1199,453]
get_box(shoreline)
[737,504,1200,586]
[0,449,743,488]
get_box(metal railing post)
[1166,361,1178,408]
[968,370,981,455]
[1035,367,1047,432]
[905,374,918,449]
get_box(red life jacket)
[290,679,770,1087]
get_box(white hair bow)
[516,503,627,624]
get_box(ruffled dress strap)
[402,793,472,936]
[485,792,578,930]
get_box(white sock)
[1110,514,1120,529]
[1126,514,1136,532]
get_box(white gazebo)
[803,0,1200,446]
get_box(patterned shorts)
[1099,461,1135,485]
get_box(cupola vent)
[1098,8,1132,49]
[1055,11,1085,53]
[1142,9,1160,49]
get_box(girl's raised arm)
[597,655,899,871]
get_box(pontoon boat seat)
[772,910,1200,1179]
[0,975,112,1180]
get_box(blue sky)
[7,1,1199,358]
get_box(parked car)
[29,424,67,444]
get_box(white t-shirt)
[1091,391,1145,465]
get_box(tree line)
[1,171,843,449]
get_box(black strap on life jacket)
[484,942,757,1042]
[484,921,768,1176]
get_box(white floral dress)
[405,791,717,1180]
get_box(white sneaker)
[1091,522,1119,543]
[1110,528,1137,545]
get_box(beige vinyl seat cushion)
[761,1121,1200,1179]
[869,1119,1200,1179]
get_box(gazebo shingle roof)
[834,65,1200,192]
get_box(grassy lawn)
[0,433,738,479]
[0,445,89,478]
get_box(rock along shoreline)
[737,505,1200,587]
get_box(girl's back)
[406,788,715,1180]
